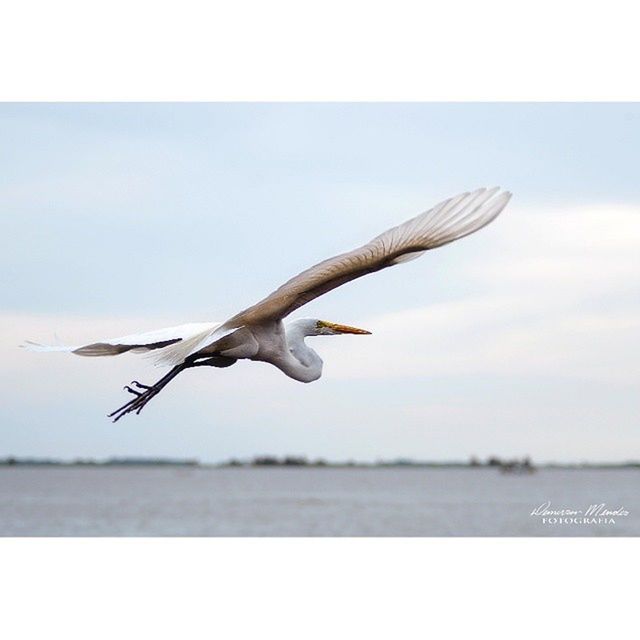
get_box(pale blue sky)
[1,103,639,462]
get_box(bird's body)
[25,187,512,420]
[238,319,321,382]
[201,319,326,382]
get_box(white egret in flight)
[25,187,511,421]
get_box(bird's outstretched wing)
[22,322,220,357]
[150,187,511,365]
[227,187,511,326]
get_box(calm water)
[0,467,637,536]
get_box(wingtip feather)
[21,340,76,353]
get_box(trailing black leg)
[108,363,188,422]
[191,355,237,368]
[108,354,237,422]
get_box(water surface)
[0,467,637,536]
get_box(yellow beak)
[321,321,372,335]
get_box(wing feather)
[169,187,511,363]
[22,322,220,357]
[226,187,511,326]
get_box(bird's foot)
[109,380,162,422]
[108,363,188,423]
[131,380,152,390]
[121,380,153,397]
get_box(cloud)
[319,203,640,385]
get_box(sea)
[0,466,638,536]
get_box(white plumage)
[25,187,512,421]
[24,322,220,356]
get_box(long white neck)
[277,320,323,383]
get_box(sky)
[1,103,639,463]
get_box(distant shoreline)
[1,456,639,470]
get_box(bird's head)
[313,319,372,336]
[288,318,372,339]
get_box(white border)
[1,538,637,638]
[1,0,639,100]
